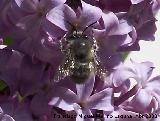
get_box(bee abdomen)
[71,62,91,84]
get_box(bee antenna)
[66,21,77,33]
[82,21,97,34]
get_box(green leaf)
[4,37,13,46]
[18,94,24,102]
[122,52,130,61]
[0,80,7,91]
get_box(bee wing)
[93,54,108,81]
[53,51,73,82]
[95,62,108,81]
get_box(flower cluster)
[0,0,160,121]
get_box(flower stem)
[114,84,140,106]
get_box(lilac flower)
[5,0,66,64]
[49,75,113,121]
[14,32,64,67]
[46,1,102,32]
[93,11,134,69]
[0,96,33,121]
[112,60,160,113]
[0,46,22,94]
[13,0,66,34]
[0,107,15,121]
[117,0,157,52]
[0,0,160,121]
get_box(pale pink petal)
[76,75,95,101]
[46,4,76,31]
[129,89,152,113]
[49,87,78,111]
[88,88,114,111]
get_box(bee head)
[66,21,97,38]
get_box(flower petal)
[146,76,160,95]
[30,91,52,117]
[49,86,78,111]
[101,12,119,35]
[0,48,22,94]
[16,15,41,35]
[109,19,133,35]
[88,88,114,111]
[79,1,102,27]
[112,65,136,87]
[50,0,66,6]
[46,4,76,31]
[129,89,152,113]
[131,60,154,83]
[74,106,94,121]
[14,0,38,13]
[131,0,144,4]
[76,74,95,101]
[18,56,46,96]
[2,114,15,121]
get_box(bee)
[54,22,107,84]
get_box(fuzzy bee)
[54,22,107,84]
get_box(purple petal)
[42,19,66,39]
[131,0,144,4]
[79,1,102,27]
[110,19,133,35]
[129,89,152,113]
[128,1,156,30]
[75,106,94,121]
[76,74,95,101]
[112,65,136,87]
[46,4,76,31]
[99,0,131,12]
[131,60,154,83]
[30,91,52,117]
[16,15,41,35]
[1,114,15,121]
[146,76,160,95]
[13,103,33,121]
[137,21,157,41]
[18,56,46,96]
[50,0,66,6]
[14,0,38,13]
[0,98,33,121]
[100,12,119,35]
[0,48,22,94]
[152,0,160,12]
[49,86,78,111]
[88,88,114,111]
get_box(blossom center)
[78,101,88,109]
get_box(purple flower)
[5,0,66,64]
[13,0,66,33]
[49,75,113,121]
[46,1,102,32]
[84,0,132,13]
[17,54,59,97]
[0,107,15,121]
[0,96,33,121]
[0,46,22,94]
[112,60,160,113]
[92,11,133,69]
